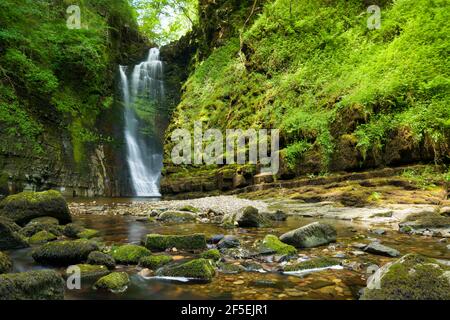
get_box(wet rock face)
[280,222,337,248]
[361,254,450,300]
[0,190,71,226]
[0,270,65,300]
[31,239,99,266]
[0,217,29,250]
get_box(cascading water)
[119,48,164,197]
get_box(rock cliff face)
[0,1,150,198]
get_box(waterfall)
[119,48,164,197]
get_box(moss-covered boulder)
[139,255,173,270]
[32,239,99,266]
[158,210,196,223]
[29,230,57,244]
[0,251,12,274]
[65,264,110,280]
[284,257,340,272]
[144,234,207,251]
[361,254,450,300]
[156,258,216,282]
[179,205,200,213]
[258,235,297,256]
[218,262,246,274]
[94,272,130,293]
[87,251,116,270]
[222,206,271,228]
[280,222,337,248]
[77,228,100,239]
[0,270,65,300]
[20,221,63,238]
[199,249,221,261]
[110,244,151,265]
[0,190,71,226]
[62,223,85,239]
[0,216,29,250]
[28,216,59,225]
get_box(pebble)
[233,280,245,285]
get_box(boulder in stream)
[110,244,151,265]
[87,251,116,270]
[0,190,71,226]
[217,235,240,249]
[156,258,216,282]
[0,216,29,250]
[363,242,400,257]
[32,239,99,266]
[157,210,196,223]
[258,235,297,256]
[144,234,207,251]
[65,264,110,280]
[222,206,270,228]
[94,272,130,293]
[284,257,340,272]
[28,230,57,244]
[139,254,173,270]
[361,254,450,300]
[0,270,65,300]
[280,222,337,248]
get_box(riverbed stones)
[217,235,240,249]
[156,258,216,281]
[0,216,29,250]
[258,235,297,256]
[361,254,450,300]
[157,210,196,223]
[144,234,207,251]
[87,251,116,270]
[139,254,173,269]
[0,251,12,274]
[110,244,151,265]
[0,270,65,300]
[280,222,337,248]
[94,272,130,293]
[363,242,400,257]
[32,239,99,266]
[0,190,71,226]
[222,206,270,228]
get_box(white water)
[119,48,164,197]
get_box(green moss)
[158,211,196,223]
[28,230,57,244]
[77,229,100,239]
[218,262,245,274]
[284,257,339,272]
[31,239,99,266]
[199,249,221,261]
[260,235,297,256]
[110,244,151,265]
[87,251,116,270]
[362,254,450,300]
[144,234,207,251]
[139,255,173,270]
[178,205,200,213]
[67,264,110,280]
[0,251,12,274]
[94,272,130,292]
[156,258,216,281]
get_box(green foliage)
[167,0,450,172]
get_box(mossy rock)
[94,272,130,293]
[0,216,29,250]
[144,234,207,251]
[218,262,245,274]
[284,257,340,272]
[178,205,200,213]
[400,212,450,230]
[222,206,271,228]
[87,251,116,270]
[199,249,221,261]
[280,222,337,248]
[28,216,59,225]
[29,230,57,244]
[156,258,216,282]
[139,255,173,270]
[0,251,12,274]
[259,235,297,256]
[20,222,63,238]
[158,211,196,223]
[361,254,450,300]
[110,244,151,265]
[32,239,99,266]
[66,264,110,280]
[0,190,71,226]
[77,229,100,239]
[62,223,85,239]
[0,270,65,300]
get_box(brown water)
[7,202,450,300]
